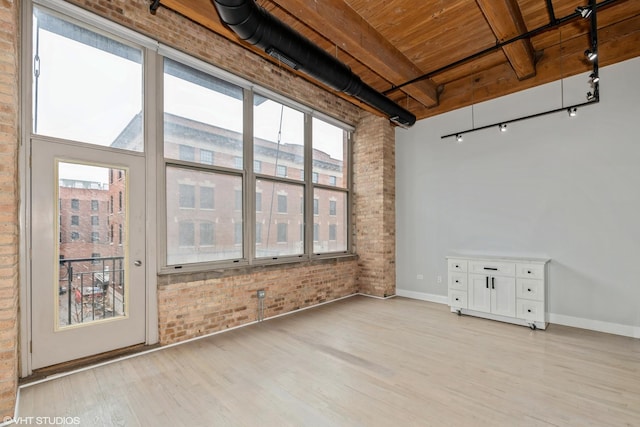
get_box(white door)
[490,276,516,317]
[468,273,491,313]
[30,140,146,369]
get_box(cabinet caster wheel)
[456,309,462,316]
[529,323,537,330]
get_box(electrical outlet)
[257,289,266,299]
[417,274,424,280]
[437,275,443,284]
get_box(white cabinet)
[447,255,549,330]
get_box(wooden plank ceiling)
[159,0,640,122]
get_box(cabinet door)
[468,274,491,313]
[491,276,516,317]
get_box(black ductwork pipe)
[212,0,416,127]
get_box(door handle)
[491,277,495,289]
[134,260,142,267]
[485,276,489,289]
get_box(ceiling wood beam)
[475,0,536,80]
[411,13,640,120]
[269,0,439,107]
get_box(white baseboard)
[549,313,640,339]
[396,289,639,339]
[396,289,448,305]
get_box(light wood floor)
[18,296,640,426]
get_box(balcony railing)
[58,256,125,327]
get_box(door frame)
[18,0,159,377]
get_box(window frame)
[155,46,353,273]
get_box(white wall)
[396,57,640,336]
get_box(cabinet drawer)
[516,279,544,301]
[449,290,467,309]
[448,273,467,291]
[516,263,545,280]
[448,259,467,273]
[517,299,545,322]
[468,260,515,277]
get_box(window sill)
[157,253,358,284]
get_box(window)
[119,224,123,245]
[200,150,214,165]
[277,195,287,213]
[71,215,79,226]
[254,160,262,173]
[71,231,79,241]
[313,118,347,189]
[277,223,287,243]
[200,222,214,246]
[300,197,304,214]
[329,224,337,241]
[71,199,79,210]
[110,225,114,243]
[234,157,243,169]
[165,165,243,265]
[179,145,195,162]
[110,195,113,214]
[164,58,243,169]
[179,222,195,246]
[91,216,99,226]
[91,200,99,211]
[313,198,319,215]
[315,189,347,252]
[255,193,262,212]
[200,187,214,209]
[255,96,304,181]
[118,191,123,212]
[256,180,303,257]
[118,170,123,180]
[312,172,319,183]
[110,170,113,184]
[32,6,143,150]
[313,118,350,254]
[276,165,287,178]
[179,184,196,208]
[91,252,101,264]
[91,232,99,243]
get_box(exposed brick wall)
[157,258,358,345]
[353,114,396,297]
[0,0,20,419]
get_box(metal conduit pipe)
[212,0,416,127]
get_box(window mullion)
[244,88,254,265]
[304,113,313,257]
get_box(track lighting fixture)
[576,6,592,18]
[584,49,597,61]
[568,107,577,117]
[499,124,507,132]
[456,134,463,142]
[589,72,600,83]
[586,91,596,101]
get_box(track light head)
[586,91,596,101]
[589,72,600,83]
[584,49,597,61]
[499,124,507,132]
[568,107,577,117]
[576,6,592,18]
[456,134,463,142]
